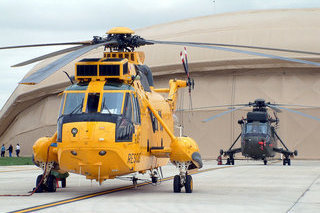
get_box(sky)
[0,0,320,109]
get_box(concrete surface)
[0,160,319,213]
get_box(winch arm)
[153,79,187,111]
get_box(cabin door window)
[86,93,100,113]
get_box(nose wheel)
[150,167,163,185]
[263,159,268,165]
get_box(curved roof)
[0,8,320,137]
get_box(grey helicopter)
[203,99,320,166]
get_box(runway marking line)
[9,165,234,213]
[0,168,41,173]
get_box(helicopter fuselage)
[55,80,171,180]
[241,121,277,160]
[32,52,202,184]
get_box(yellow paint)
[32,27,202,183]
[107,27,135,34]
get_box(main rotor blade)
[12,45,86,67]
[0,41,92,50]
[148,40,320,67]
[148,40,320,56]
[267,104,282,113]
[273,104,320,108]
[278,106,320,122]
[202,106,248,123]
[176,103,248,112]
[19,41,114,85]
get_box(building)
[1,8,320,159]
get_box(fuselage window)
[86,93,100,113]
[136,97,141,124]
[63,93,85,115]
[150,111,158,133]
[101,92,124,115]
[158,111,163,131]
[123,93,133,122]
[132,94,141,124]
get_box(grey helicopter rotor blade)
[176,103,248,112]
[202,105,248,123]
[0,41,92,50]
[278,106,320,122]
[147,40,320,56]
[267,104,282,113]
[147,40,320,67]
[12,45,86,67]
[19,40,117,85]
[273,104,320,108]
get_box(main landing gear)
[282,150,297,166]
[173,173,193,193]
[34,162,68,193]
[273,149,297,166]
[34,162,57,193]
[283,158,291,166]
[173,162,193,193]
[226,157,235,165]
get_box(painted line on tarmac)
[0,168,40,173]
[9,165,234,213]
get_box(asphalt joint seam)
[286,174,320,213]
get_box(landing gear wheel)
[61,178,66,188]
[46,175,57,192]
[173,175,181,193]
[151,176,158,184]
[230,158,235,165]
[226,158,230,165]
[185,175,193,193]
[264,160,267,165]
[283,158,290,166]
[35,174,44,193]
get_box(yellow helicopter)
[26,27,202,194]
[2,26,320,194]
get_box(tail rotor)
[180,47,194,111]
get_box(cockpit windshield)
[245,123,268,134]
[63,93,85,115]
[101,92,124,115]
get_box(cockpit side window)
[58,93,66,117]
[86,93,100,113]
[63,93,85,115]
